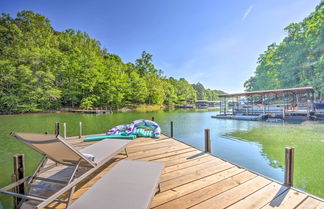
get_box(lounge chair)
[68,160,164,209]
[0,132,132,208]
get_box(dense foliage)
[244,2,324,99]
[0,11,222,113]
[192,82,225,100]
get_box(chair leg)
[124,148,128,157]
[28,156,48,184]
[155,183,161,194]
[65,160,81,208]
[26,156,48,197]
[66,186,76,207]
[67,160,81,184]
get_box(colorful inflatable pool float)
[83,134,136,142]
[84,119,162,142]
[130,120,161,138]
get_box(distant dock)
[70,109,112,114]
[214,87,324,120]
[212,113,268,121]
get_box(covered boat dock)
[214,87,316,120]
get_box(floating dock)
[24,134,324,208]
[212,114,268,121]
[70,109,112,114]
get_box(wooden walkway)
[40,134,323,209]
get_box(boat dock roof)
[218,87,314,97]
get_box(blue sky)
[1,0,321,93]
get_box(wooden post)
[311,91,315,111]
[268,95,270,112]
[284,147,294,186]
[79,122,82,139]
[236,97,239,114]
[204,129,211,153]
[232,97,234,115]
[63,123,67,139]
[224,97,227,115]
[237,97,239,113]
[283,95,286,118]
[307,92,310,118]
[251,96,254,115]
[55,122,60,137]
[247,97,249,114]
[13,154,25,208]
[263,95,266,114]
[170,121,173,138]
[151,116,155,121]
[11,174,18,209]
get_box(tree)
[0,10,224,113]
[192,82,206,100]
[245,2,324,99]
[135,51,157,75]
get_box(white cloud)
[242,5,254,21]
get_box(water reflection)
[157,112,284,183]
[0,110,323,208]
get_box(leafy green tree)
[192,82,206,100]
[126,70,148,104]
[245,2,324,99]
[169,78,196,104]
[0,10,224,113]
[162,79,177,105]
[135,51,158,75]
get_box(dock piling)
[204,129,211,153]
[284,147,294,186]
[55,122,60,137]
[11,174,18,209]
[12,154,25,208]
[170,121,174,138]
[79,122,82,139]
[63,123,67,139]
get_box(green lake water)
[0,110,323,208]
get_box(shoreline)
[0,105,220,116]
[0,104,166,116]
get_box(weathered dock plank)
[261,188,308,209]
[162,155,214,173]
[31,134,323,209]
[227,182,288,209]
[154,171,257,209]
[151,166,245,208]
[190,175,271,209]
[296,197,324,209]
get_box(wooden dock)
[211,114,268,121]
[70,109,112,114]
[30,134,323,208]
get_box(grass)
[225,122,324,198]
[133,104,164,112]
